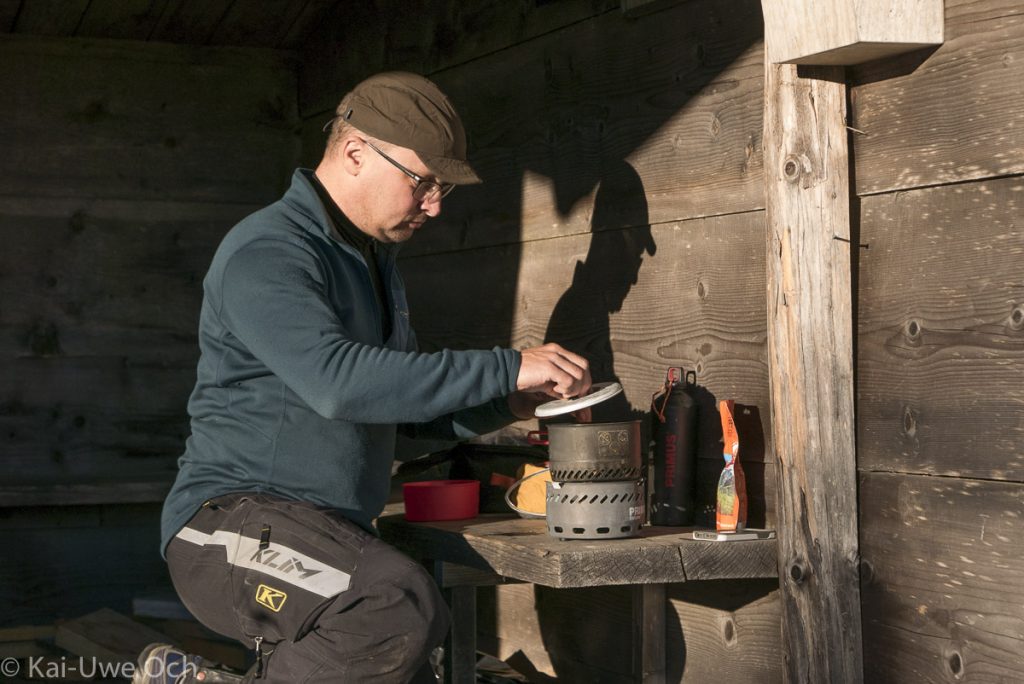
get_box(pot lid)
[534,381,623,418]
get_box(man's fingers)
[539,351,587,398]
[571,407,593,423]
[544,344,588,375]
[517,343,592,398]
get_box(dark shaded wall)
[849,1,1024,680]
[299,1,779,681]
[0,34,299,624]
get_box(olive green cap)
[341,71,481,185]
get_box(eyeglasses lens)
[413,182,455,202]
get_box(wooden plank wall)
[3,0,335,49]
[300,1,780,681]
[0,34,299,624]
[1,34,298,485]
[849,1,1024,680]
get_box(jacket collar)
[284,168,401,259]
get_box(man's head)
[317,72,480,243]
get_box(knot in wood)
[721,617,738,648]
[904,319,923,345]
[902,406,917,438]
[859,558,875,585]
[788,558,809,586]
[781,154,807,183]
[1010,306,1024,331]
[946,650,964,679]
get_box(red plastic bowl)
[403,480,480,522]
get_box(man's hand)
[506,391,550,420]
[516,343,592,400]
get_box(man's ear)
[338,135,365,176]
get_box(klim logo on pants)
[250,548,323,579]
[256,584,288,612]
[176,526,353,597]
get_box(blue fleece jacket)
[160,169,521,553]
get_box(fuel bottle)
[650,368,698,526]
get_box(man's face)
[359,143,444,243]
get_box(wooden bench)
[377,513,778,684]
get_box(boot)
[132,643,247,684]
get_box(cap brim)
[419,151,482,185]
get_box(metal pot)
[539,420,642,482]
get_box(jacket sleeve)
[217,238,521,424]
[399,396,518,442]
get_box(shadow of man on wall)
[543,159,655,424]
[530,160,676,682]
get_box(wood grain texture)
[298,0,619,117]
[0,355,191,481]
[850,0,1024,195]
[371,0,766,258]
[0,36,298,490]
[477,579,782,683]
[0,478,172,507]
[478,583,634,682]
[0,197,247,358]
[857,176,1024,481]
[402,212,770,419]
[443,585,477,684]
[668,581,783,684]
[10,0,89,36]
[635,584,667,682]
[147,0,234,45]
[74,0,172,41]
[859,472,1024,683]
[56,608,174,663]
[0,504,169,627]
[761,0,943,65]
[764,62,862,682]
[0,35,299,204]
[279,0,340,49]
[377,514,777,589]
[208,0,307,48]
[4,0,334,48]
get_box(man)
[135,72,590,683]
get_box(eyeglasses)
[363,139,455,203]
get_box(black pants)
[166,493,449,683]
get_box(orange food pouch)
[716,399,748,532]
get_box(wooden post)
[763,60,864,683]
[632,584,666,684]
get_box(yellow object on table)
[514,463,550,515]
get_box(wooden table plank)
[377,514,777,589]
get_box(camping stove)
[535,384,645,540]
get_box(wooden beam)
[632,584,666,684]
[56,608,175,664]
[763,61,863,683]
[442,585,477,684]
[761,0,943,65]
